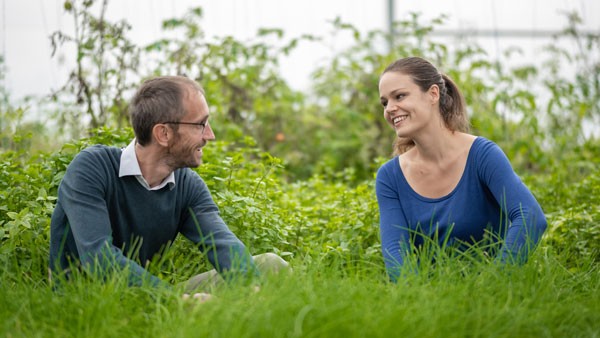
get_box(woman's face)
[378,71,440,138]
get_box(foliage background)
[0,1,599,336]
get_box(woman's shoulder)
[470,136,504,156]
[468,136,514,174]
[376,156,400,179]
[378,156,400,171]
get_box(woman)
[375,57,547,281]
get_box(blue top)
[49,144,255,287]
[375,137,547,281]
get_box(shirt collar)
[119,139,175,191]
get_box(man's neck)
[134,142,173,188]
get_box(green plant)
[50,0,140,135]
[40,3,600,183]
[542,169,600,266]
[144,7,314,164]
[0,57,52,153]
[543,12,600,150]
[0,3,599,336]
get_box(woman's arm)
[376,163,411,282]
[477,141,547,263]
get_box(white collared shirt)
[119,139,175,191]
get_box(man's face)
[166,89,215,168]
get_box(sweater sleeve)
[477,140,547,263]
[179,170,257,281]
[376,161,410,282]
[57,148,167,287]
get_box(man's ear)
[428,84,440,105]
[152,124,171,147]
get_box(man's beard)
[166,134,202,169]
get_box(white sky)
[1,0,599,100]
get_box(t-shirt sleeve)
[476,140,547,263]
[376,161,410,282]
[57,147,167,287]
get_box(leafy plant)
[1,4,599,336]
[143,7,314,162]
[50,0,140,135]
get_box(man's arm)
[178,169,256,281]
[54,147,168,287]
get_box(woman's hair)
[129,76,204,146]
[382,57,470,155]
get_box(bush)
[542,170,600,265]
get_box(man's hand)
[182,292,214,303]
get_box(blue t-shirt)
[375,137,547,281]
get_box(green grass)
[1,250,598,338]
[1,134,599,337]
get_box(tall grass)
[1,131,599,337]
[1,4,598,336]
[2,247,598,337]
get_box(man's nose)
[203,122,216,140]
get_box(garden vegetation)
[1,1,598,337]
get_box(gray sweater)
[49,145,254,287]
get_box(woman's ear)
[428,84,440,104]
[152,123,171,147]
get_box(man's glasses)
[163,121,208,134]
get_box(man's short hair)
[129,76,204,146]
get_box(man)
[49,76,287,293]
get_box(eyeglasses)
[163,121,208,135]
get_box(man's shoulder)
[68,144,122,171]
[75,144,122,160]
[81,144,122,155]
[174,168,210,193]
[174,167,203,183]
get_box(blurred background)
[3,0,599,98]
[1,0,599,181]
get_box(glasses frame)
[163,121,208,135]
